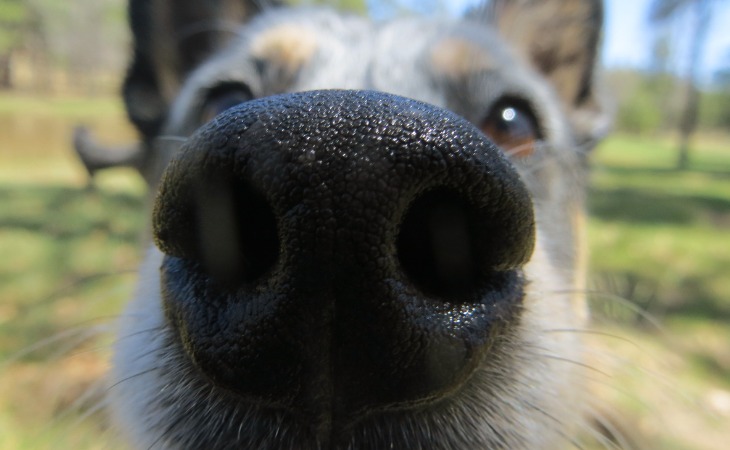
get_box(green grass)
[0,174,143,448]
[586,134,730,450]
[0,181,145,359]
[0,93,126,118]
[589,134,730,322]
[0,149,145,448]
[0,93,136,162]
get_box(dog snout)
[152,90,535,428]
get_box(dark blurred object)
[73,125,145,181]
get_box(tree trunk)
[676,0,711,170]
[0,52,13,90]
[677,82,699,169]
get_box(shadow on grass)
[0,185,143,241]
[589,187,730,225]
[596,165,730,179]
[589,148,730,323]
[0,184,145,361]
[590,271,730,324]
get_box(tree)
[0,0,36,89]
[649,0,714,170]
[700,52,730,131]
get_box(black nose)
[154,90,534,432]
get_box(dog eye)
[480,100,539,159]
[200,83,253,123]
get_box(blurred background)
[0,0,728,448]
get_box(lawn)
[0,94,141,449]
[586,134,730,450]
[589,134,730,323]
[0,94,728,448]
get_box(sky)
[368,0,730,85]
[603,0,730,83]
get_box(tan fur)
[429,38,496,79]
[250,25,319,91]
[490,0,601,108]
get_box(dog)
[91,0,611,448]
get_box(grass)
[589,134,730,322]
[0,165,144,449]
[586,134,730,450]
[0,93,728,448]
[0,93,125,118]
[0,93,143,448]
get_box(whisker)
[19,270,137,312]
[56,324,165,364]
[575,408,627,450]
[580,402,642,450]
[522,398,588,450]
[48,375,109,429]
[114,325,166,343]
[106,367,161,393]
[155,135,188,144]
[586,291,666,332]
[531,349,613,379]
[534,286,667,333]
[72,390,110,425]
[540,328,642,348]
[2,323,108,368]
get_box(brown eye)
[200,83,252,124]
[480,100,539,158]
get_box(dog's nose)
[153,90,534,427]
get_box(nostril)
[397,188,481,299]
[196,176,279,286]
[155,173,279,287]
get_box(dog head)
[112,1,609,448]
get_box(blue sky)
[603,0,730,83]
[368,0,730,84]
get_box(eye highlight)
[480,99,539,159]
[200,83,253,124]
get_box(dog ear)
[123,0,280,145]
[482,0,609,146]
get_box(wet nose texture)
[153,90,535,436]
